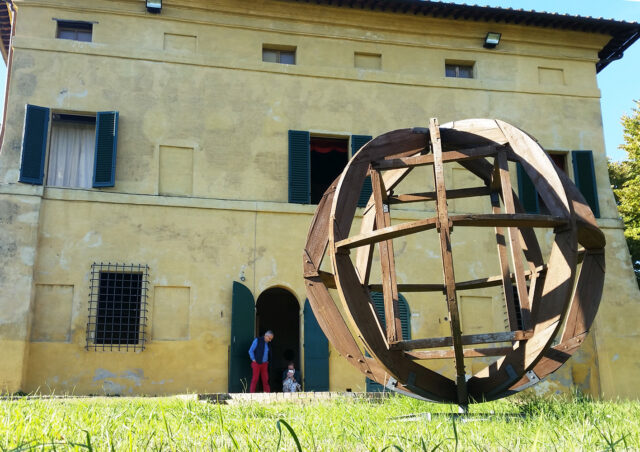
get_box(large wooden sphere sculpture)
[303,119,605,405]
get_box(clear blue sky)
[0,1,638,160]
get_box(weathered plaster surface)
[0,0,637,397]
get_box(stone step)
[198,391,392,404]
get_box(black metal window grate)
[86,263,149,351]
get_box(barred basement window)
[86,263,149,351]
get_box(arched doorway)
[255,288,300,392]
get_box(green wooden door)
[366,292,411,392]
[303,299,329,391]
[228,282,255,393]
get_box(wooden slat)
[405,347,513,360]
[430,118,468,405]
[373,144,502,170]
[371,169,402,343]
[369,283,445,293]
[302,176,383,382]
[496,151,531,330]
[303,179,338,275]
[355,164,421,284]
[317,270,336,289]
[337,217,439,250]
[492,187,523,331]
[497,120,570,217]
[388,186,491,204]
[450,213,568,229]
[390,330,534,351]
[368,266,547,293]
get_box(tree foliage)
[608,99,640,287]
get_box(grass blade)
[276,419,302,452]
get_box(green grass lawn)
[1,393,639,451]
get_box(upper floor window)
[47,114,96,189]
[56,20,93,42]
[288,131,372,206]
[263,45,296,65]
[19,105,119,188]
[517,150,600,218]
[445,61,474,79]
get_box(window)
[19,105,119,188]
[549,152,567,173]
[517,150,599,218]
[367,292,411,392]
[572,150,600,218]
[445,62,474,78]
[288,131,372,206]
[263,46,296,65]
[536,152,568,215]
[56,20,92,42]
[86,263,149,351]
[310,137,349,204]
[47,114,96,189]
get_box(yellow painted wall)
[0,0,637,398]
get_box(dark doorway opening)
[310,136,349,204]
[255,288,300,392]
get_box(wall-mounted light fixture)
[483,32,501,49]
[146,0,162,13]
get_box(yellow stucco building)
[0,0,639,398]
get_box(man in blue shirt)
[248,330,274,393]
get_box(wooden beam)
[369,283,445,293]
[368,266,547,293]
[450,213,568,229]
[496,151,532,330]
[390,330,534,351]
[388,186,491,204]
[373,144,502,170]
[430,118,468,405]
[491,169,520,331]
[318,270,336,289]
[336,217,439,250]
[355,163,422,284]
[338,213,566,251]
[371,169,403,343]
[405,347,513,360]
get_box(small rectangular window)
[86,263,149,351]
[56,21,93,42]
[262,45,296,65]
[445,61,474,78]
[47,114,96,189]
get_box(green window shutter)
[303,299,329,391]
[288,130,310,204]
[19,104,50,185]
[572,150,600,218]
[228,281,256,393]
[93,111,119,187]
[516,162,539,214]
[352,135,373,207]
[367,292,411,392]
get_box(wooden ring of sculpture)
[303,119,605,405]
